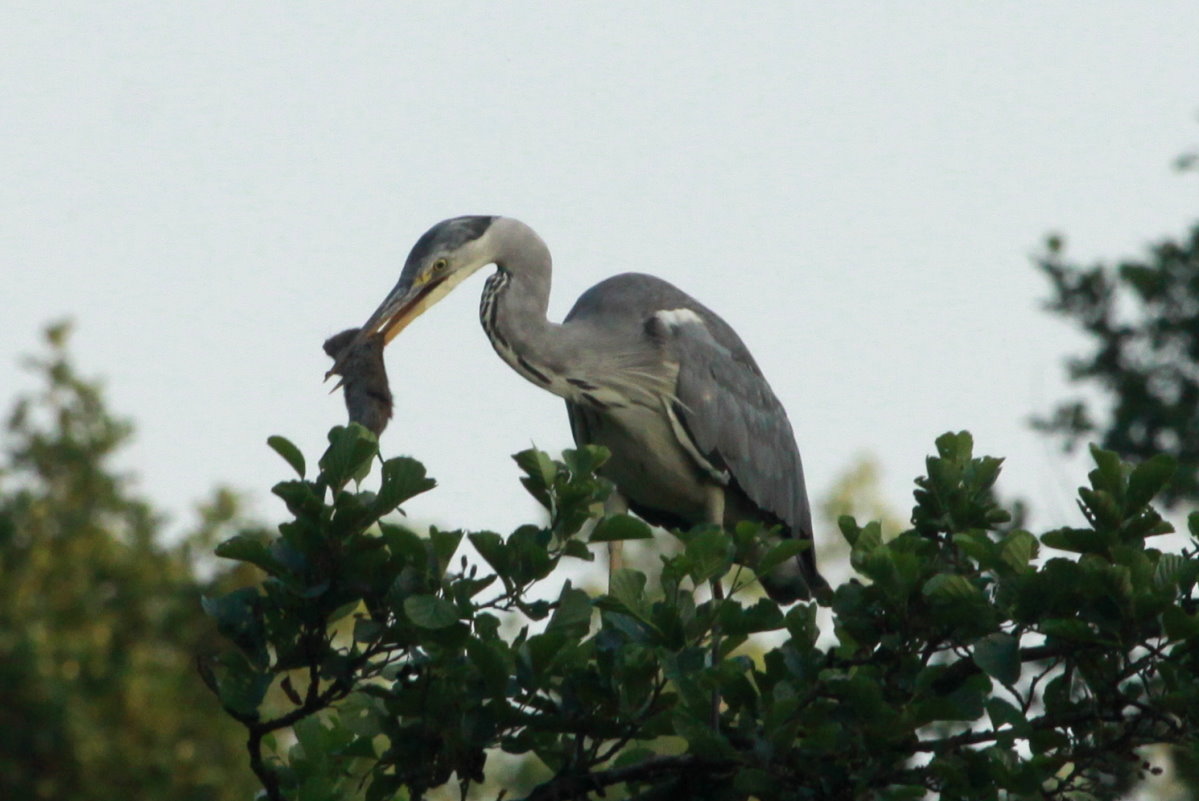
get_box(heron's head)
[327,216,500,379]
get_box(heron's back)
[564,272,821,599]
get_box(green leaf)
[986,697,1029,732]
[952,530,996,566]
[1079,487,1123,530]
[522,600,551,621]
[860,547,899,590]
[365,775,403,801]
[918,672,989,722]
[403,595,459,629]
[876,786,928,801]
[1154,552,1198,595]
[973,632,1020,685]
[271,480,323,518]
[673,711,737,760]
[1040,617,1108,644]
[843,672,886,719]
[609,568,649,617]
[838,515,862,547]
[380,523,429,570]
[972,455,1003,491]
[373,456,436,516]
[202,587,267,667]
[720,597,784,636]
[1126,453,1176,508]
[1041,526,1107,555]
[1161,606,1199,639]
[561,539,594,561]
[612,747,657,769]
[518,631,573,682]
[211,651,271,717]
[318,425,378,487]
[466,637,509,698]
[337,736,379,760]
[428,527,463,573]
[923,573,983,604]
[513,448,558,508]
[453,575,497,604]
[561,444,609,477]
[1153,552,1184,588]
[1088,444,1126,497]
[519,447,559,485]
[589,513,653,542]
[784,603,820,647]
[507,525,554,583]
[337,693,384,740]
[734,769,776,796]
[353,617,384,643]
[546,583,593,637]
[756,538,806,577]
[685,526,733,584]
[849,520,882,553]
[998,530,1037,573]
[214,533,285,575]
[267,435,306,478]
[468,531,508,576]
[935,430,974,460]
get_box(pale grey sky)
[3,3,1197,549]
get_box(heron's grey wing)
[648,311,819,588]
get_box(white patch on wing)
[662,398,729,486]
[654,307,705,331]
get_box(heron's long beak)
[325,276,443,381]
[365,279,441,345]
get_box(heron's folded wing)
[654,311,814,547]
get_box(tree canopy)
[201,423,1199,800]
[1035,222,1199,508]
[0,323,260,801]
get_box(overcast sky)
[3,3,1197,552]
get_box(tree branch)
[518,755,733,801]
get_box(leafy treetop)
[204,424,1199,801]
[0,322,260,801]
[1035,223,1199,507]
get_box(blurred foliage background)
[1034,222,1199,510]
[0,323,261,800]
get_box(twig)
[518,754,734,801]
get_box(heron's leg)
[604,491,629,593]
[704,486,726,600]
[704,486,726,730]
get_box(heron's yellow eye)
[432,258,449,273]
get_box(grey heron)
[334,216,824,602]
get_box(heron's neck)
[479,219,576,391]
